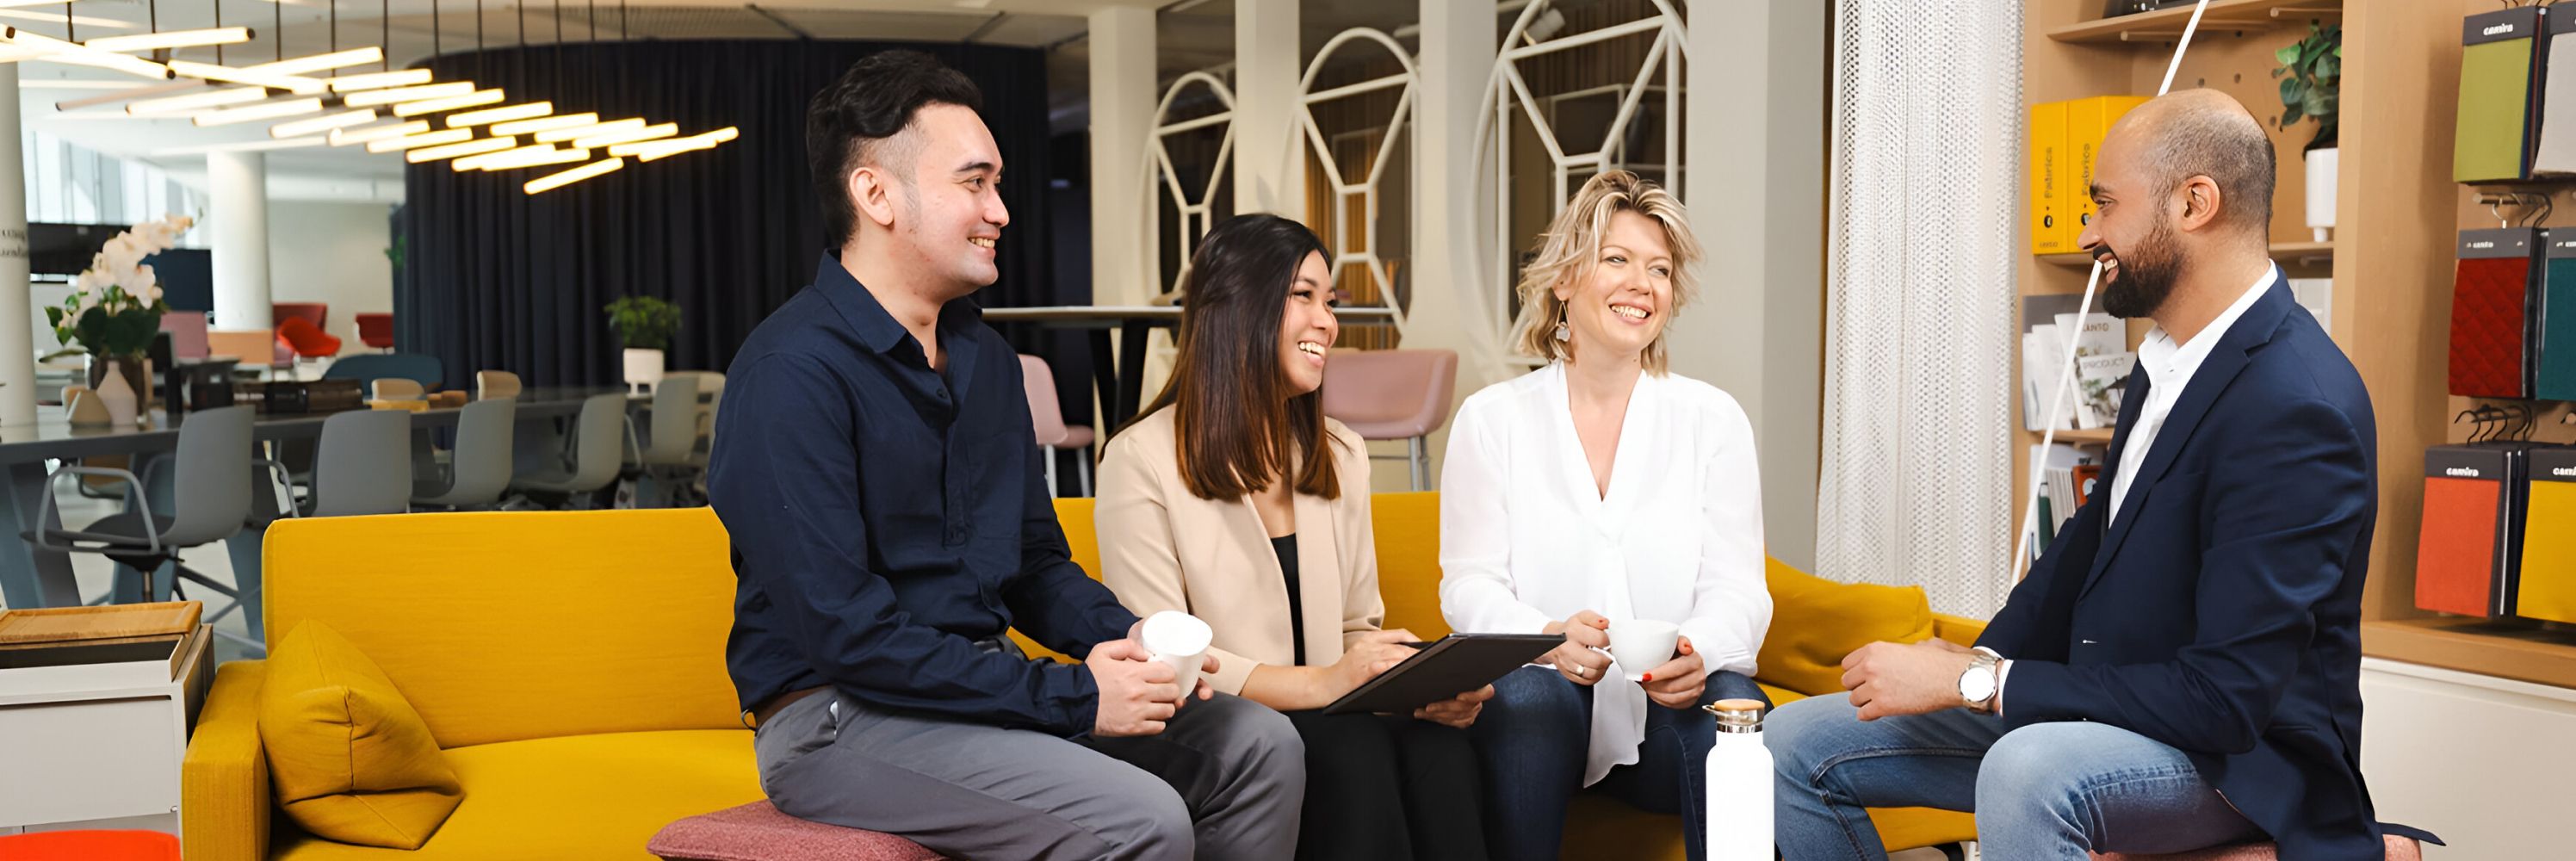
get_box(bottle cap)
[1706,698,1766,732]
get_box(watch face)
[1960,667,1997,703]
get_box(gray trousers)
[756,689,1305,861]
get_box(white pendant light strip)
[330,119,430,146]
[126,85,266,115]
[2,28,171,78]
[192,96,324,127]
[407,135,516,164]
[270,107,378,138]
[343,81,476,106]
[328,69,432,91]
[573,122,675,149]
[366,127,472,152]
[491,112,597,135]
[167,59,329,94]
[535,117,643,144]
[392,89,505,116]
[85,27,251,53]
[446,102,551,127]
[610,127,737,162]
[455,144,587,171]
[524,157,622,195]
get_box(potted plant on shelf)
[605,295,681,393]
[2274,20,2340,243]
[48,214,191,427]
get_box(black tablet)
[1321,633,1562,715]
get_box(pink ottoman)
[648,802,947,861]
[2093,835,2422,861]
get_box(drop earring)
[1552,307,1570,342]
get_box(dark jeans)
[1468,666,1771,861]
[1282,710,1489,861]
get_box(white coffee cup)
[1138,610,1214,698]
[1608,618,1681,682]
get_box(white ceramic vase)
[622,348,666,394]
[96,359,139,427]
[2305,146,2338,243]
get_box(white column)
[1231,0,1303,218]
[207,151,272,331]
[1390,0,1500,492]
[1088,5,1155,309]
[0,63,34,426]
[1675,0,1825,569]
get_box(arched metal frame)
[1295,28,1419,338]
[1471,0,1689,362]
[1146,71,1236,300]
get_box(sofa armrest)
[1931,613,1986,647]
[183,660,272,861]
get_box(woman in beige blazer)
[1098,214,1489,861]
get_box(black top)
[708,254,1138,736]
[1272,534,1306,666]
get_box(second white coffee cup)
[1608,618,1681,682]
[1139,610,1214,697]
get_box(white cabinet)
[0,624,214,837]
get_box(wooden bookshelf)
[2049,0,2344,46]
[2012,1,2576,691]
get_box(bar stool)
[1319,349,1458,491]
[1019,355,1094,496]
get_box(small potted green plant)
[2273,20,2340,242]
[49,214,191,426]
[604,295,682,393]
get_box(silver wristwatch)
[1957,650,2001,713]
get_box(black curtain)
[397,40,1065,391]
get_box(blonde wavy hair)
[1509,170,1701,374]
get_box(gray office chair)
[293,410,413,517]
[509,392,625,509]
[412,398,517,510]
[26,406,258,647]
[622,375,702,507]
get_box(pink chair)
[2093,834,2422,861]
[1019,355,1097,496]
[158,311,210,361]
[1319,349,1458,491]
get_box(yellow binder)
[2031,100,2072,255]
[2069,96,2152,244]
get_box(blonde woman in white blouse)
[1439,170,1773,861]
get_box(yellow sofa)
[185,496,1978,860]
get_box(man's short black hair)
[807,50,985,249]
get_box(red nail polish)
[1643,672,1654,683]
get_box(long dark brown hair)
[1127,214,1343,501]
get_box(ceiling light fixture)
[610,126,738,162]
[327,68,430,91]
[192,96,324,126]
[573,122,674,149]
[489,112,596,135]
[342,81,474,106]
[329,119,430,146]
[523,157,622,195]
[407,135,516,163]
[534,117,642,143]
[270,107,376,137]
[149,136,329,157]
[167,59,329,93]
[85,26,252,53]
[255,46,381,75]
[391,89,505,116]
[365,127,471,152]
[0,9,133,30]
[126,84,265,115]
[455,144,585,171]
[446,101,551,128]
[3,28,172,78]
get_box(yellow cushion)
[259,621,463,850]
[1370,492,1451,640]
[261,510,742,749]
[1756,558,1933,697]
[270,730,761,861]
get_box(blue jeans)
[1768,692,2263,860]
[1468,666,1771,861]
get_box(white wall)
[2359,659,2573,856]
[263,201,394,347]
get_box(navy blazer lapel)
[2080,275,2296,598]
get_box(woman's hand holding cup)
[1542,610,1613,686]
[1639,635,1707,709]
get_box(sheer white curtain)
[1813,0,2022,616]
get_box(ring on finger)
[1575,666,1591,678]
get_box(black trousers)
[1283,709,1489,861]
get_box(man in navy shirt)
[709,51,1303,861]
